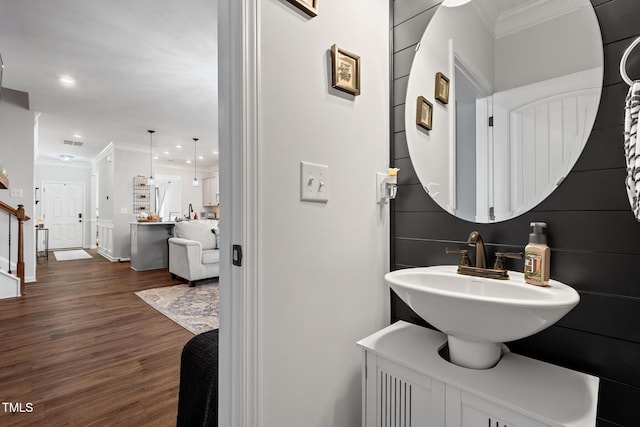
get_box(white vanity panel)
[365,355,445,427]
[358,322,598,427]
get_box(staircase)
[0,201,30,297]
[0,269,20,299]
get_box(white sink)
[386,265,579,369]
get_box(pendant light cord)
[193,138,199,183]
[147,130,155,181]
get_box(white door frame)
[41,180,86,249]
[218,0,260,426]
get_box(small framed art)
[416,96,433,131]
[435,72,450,104]
[286,0,318,17]
[331,44,361,96]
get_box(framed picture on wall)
[435,72,450,104]
[286,0,318,17]
[416,96,433,131]
[330,44,361,96]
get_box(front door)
[43,182,84,249]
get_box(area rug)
[135,280,219,334]
[53,249,93,261]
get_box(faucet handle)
[493,252,524,270]
[445,248,470,267]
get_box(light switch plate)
[10,188,23,198]
[300,161,329,203]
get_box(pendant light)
[192,137,200,187]
[147,130,156,186]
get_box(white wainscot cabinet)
[358,322,599,427]
[202,171,219,206]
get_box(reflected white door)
[43,182,84,249]
[491,69,600,219]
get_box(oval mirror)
[405,0,603,223]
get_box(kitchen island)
[130,221,175,271]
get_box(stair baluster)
[0,201,30,295]
[7,211,11,274]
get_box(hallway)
[0,251,191,426]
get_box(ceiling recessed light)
[59,154,74,162]
[73,133,82,139]
[154,156,159,160]
[186,160,192,164]
[213,151,218,154]
[176,145,182,149]
[59,75,75,86]
[164,151,170,155]
[198,156,204,160]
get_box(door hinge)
[232,244,243,267]
[489,206,495,221]
[488,116,494,127]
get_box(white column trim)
[218,0,261,426]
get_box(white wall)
[0,90,36,283]
[35,162,93,248]
[95,145,115,222]
[405,2,495,213]
[91,143,213,260]
[93,144,115,258]
[494,5,602,91]
[112,145,150,259]
[155,163,214,218]
[258,1,389,426]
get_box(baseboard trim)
[97,251,120,262]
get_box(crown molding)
[495,0,586,39]
[113,141,150,154]
[93,142,115,164]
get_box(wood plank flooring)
[0,249,193,426]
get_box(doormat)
[135,280,219,335]
[53,249,93,261]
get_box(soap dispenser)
[524,222,550,287]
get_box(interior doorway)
[42,181,85,249]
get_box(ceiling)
[0,0,218,168]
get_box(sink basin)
[386,265,579,369]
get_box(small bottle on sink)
[524,222,550,287]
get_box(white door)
[491,68,600,220]
[43,182,84,249]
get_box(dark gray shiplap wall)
[390,0,640,425]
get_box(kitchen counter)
[130,222,175,271]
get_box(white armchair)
[169,219,220,286]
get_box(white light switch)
[10,188,23,198]
[300,161,329,203]
[120,207,128,214]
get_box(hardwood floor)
[0,249,193,426]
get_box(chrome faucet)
[188,203,193,219]
[467,231,486,269]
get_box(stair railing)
[0,201,30,295]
